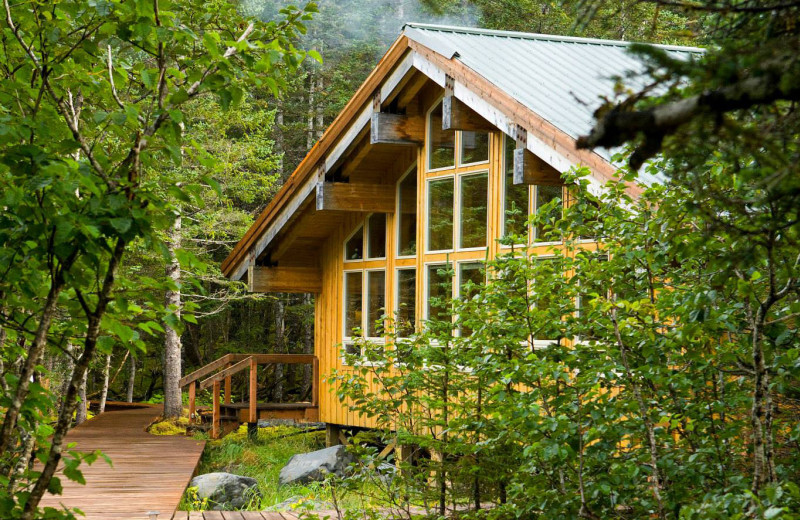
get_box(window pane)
[428,101,455,170]
[367,214,386,259]
[345,226,363,260]
[396,269,416,337]
[428,178,454,251]
[367,271,385,337]
[534,185,562,243]
[504,136,529,239]
[426,264,451,323]
[397,169,417,256]
[459,173,488,249]
[461,131,489,164]
[344,272,362,336]
[458,262,484,336]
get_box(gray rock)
[189,472,261,510]
[278,445,355,486]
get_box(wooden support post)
[212,380,221,439]
[249,266,322,294]
[311,357,319,407]
[326,423,343,447]
[224,365,232,405]
[249,357,257,424]
[315,182,396,213]
[371,94,424,145]
[188,381,196,422]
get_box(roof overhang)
[221,28,637,281]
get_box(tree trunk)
[75,364,89,426]
[126,355,136,403]
[163,212,183,418]
[99,353,112,414]
[273,297,285,402]
[307,65,316,151]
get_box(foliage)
[335,161,800,519]
[0,0,316,517]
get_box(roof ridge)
[403,22,705,53]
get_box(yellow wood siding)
[317,91,576,428]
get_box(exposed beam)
[443,75,494,131]
[513,123,562,186]
[248,266,322,294]
[316,182,396,213]
[370,113,424,145]
[514,148,563,186]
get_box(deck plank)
[37,403,205,520]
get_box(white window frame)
[395,163,418,259]
[425,174,456,254]
[456,170,490,251]
[423,261,453,323]
[394,266,417,338]
[455,260,485,338]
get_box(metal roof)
[403,23,703,177]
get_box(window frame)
[395,163,418,259]
[455,260,485,337]
[343,223,364,263]
[365,213,388,261]
[425,174,456,254]
[394,266,417,339]
[530,254,560,349]
[456,170,490,252]
[341,267,387,365]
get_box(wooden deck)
[38,403,206,520]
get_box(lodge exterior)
[219,24,702,435]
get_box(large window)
[533,185,563,243]
[426,263,452,323]
[343,269,386,360]
[345,214,387,262]
[395,268,416,337]
[428,101,455,170]
[397,168,417,257]
[427,177,454,251]
[426,174,488,252]
[459,173,488,249]
[457,262,484,336]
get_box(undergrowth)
[180,424,381,512]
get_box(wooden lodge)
[210,24,702,438]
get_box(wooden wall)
[316,88,571,428]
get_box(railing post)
[212,380,221,439]
[249,357,257,424]
[312,357,319,407]
[188,381,196,422]
[224,364,232,404]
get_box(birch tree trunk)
[163,212,183,418]
[126,355,136,403]
[98,353,111,414]
[307,65,316,151]
[75,366,88,425]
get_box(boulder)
[278,445,354,485]
[189,472,261,510]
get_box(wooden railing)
[180,353,318,437]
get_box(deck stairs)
[180,353,319,438]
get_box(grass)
[180,424,381,512]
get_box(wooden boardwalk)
[39,403,206,520]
